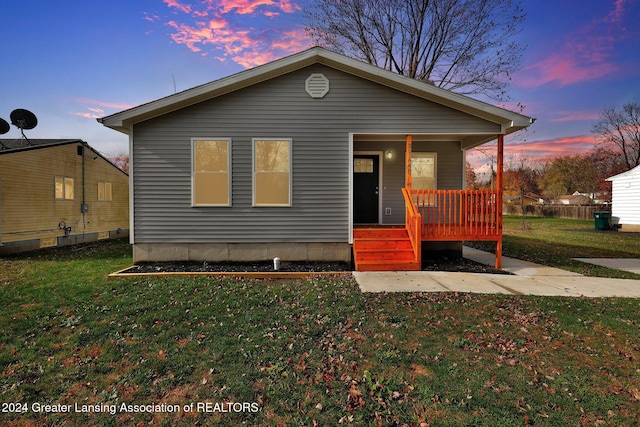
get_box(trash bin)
[593,211,611,230]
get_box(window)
[411,153,436,190]
[192,139,231,206]
[411,153,437,205]
[354,158,374,173]
[55,177,74,200]
[253,139,291,206]
[98,182,112,201]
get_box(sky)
[1,0,639,174]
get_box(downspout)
[80,141,88,240]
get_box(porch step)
[353,227,421,271]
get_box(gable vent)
[305,73,329,98]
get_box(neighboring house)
[504,193,544,205]
[0,139,129,254]
[98,47,533,270]
[607,165,640,232]
[556,193,592,205]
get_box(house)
[98,47,534,271]
[606,165,640,231]
[556,193,592,205]
[504,193,544,205]
[0,139,129,254]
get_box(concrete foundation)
[133,242,352,263]
[0,229,129,256]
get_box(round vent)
[305,73,329,98]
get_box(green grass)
[472,216,640,279]
[1,231,640,426]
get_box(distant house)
[606,165,640,232]
[504,193,543,205]
[557,193,592,205]
[98,47,533,270]
[0,139,129,254]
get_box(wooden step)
[353,238,413,251]
[353,227,421,271]
[355,259,421,272]
[355,248,415,262]
[353,227,408,239]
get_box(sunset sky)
[1,0,639,174]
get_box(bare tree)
[305,0,526,102]
[111,152,130,173]
[592,102,640,170]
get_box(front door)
[353,154,379,224]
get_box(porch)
[353,135,504,271]
[353,188,502,271]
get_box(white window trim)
[191,138,232,207]
[410,152,438,207]
[252,138,292,207]
[410,152,437,187]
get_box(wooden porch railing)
[410,189,502,240]
[401,188,422,265]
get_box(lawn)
[1,225,639,426]
[472,216,640,280]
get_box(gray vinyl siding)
[132,64,498,243]
[353,140,463,225]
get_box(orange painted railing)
[402,188,422,265]
[410,189,502,240]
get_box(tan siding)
[0,143,129,246]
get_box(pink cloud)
[143,12,160,22]
[70,98,136,119]
[164,0,192,14]
[604,0,630,23]
[167,20,211,52]
[467,134,604,170]
[73,110,104,119]
[550,110,601,123]
[518,47,617,88]
[218,0,275,14]
[507,135,601,161]
[156,0,309,68]
[231,29,310,68]
[517,1,634,88]
[215,0,301,15]
[72,98,135,110]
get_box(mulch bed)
[422,254,511,274]
[116,256,510,275]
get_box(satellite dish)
[10,108,38,130]
[0,118,10,134]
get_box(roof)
[0,138,128,176]
[559,194,590,200]
[98,47,534,144]
[0,138,83,153]
[606,164,640,181]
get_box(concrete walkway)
[574,258,640,275]
[354,247,640,298]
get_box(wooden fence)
[503,204,610,220]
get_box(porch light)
[385,150,393,160]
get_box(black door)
[353,155,379,224]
